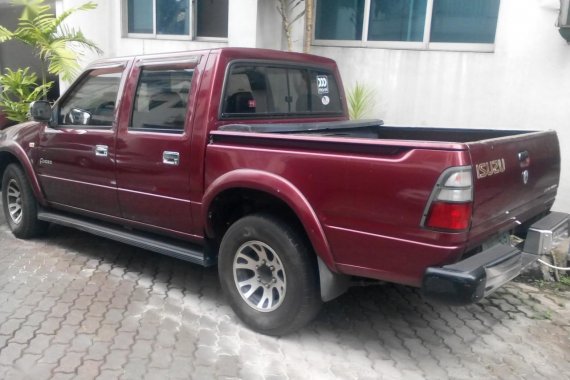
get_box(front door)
[115,57,200,236]
[36,63,128,216]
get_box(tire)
[218,213,322,336]
[1,164,48,239]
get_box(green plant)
[347,82,376,120]
[0,68,52,122]
[0,0,102,98]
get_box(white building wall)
[56,0,230,76]
[57,0,282,72]
[58,0,570,212]
[307,0,570,213]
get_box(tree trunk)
[40,58,48,101]
[277,0,292,51]
[304,0,313,53]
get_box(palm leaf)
[0,26,14,42]
[11,0,50,21]
[52,1,98,32]
[45,39,80,80]
[1,0,102,108]
[55,27,102,54]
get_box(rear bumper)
[422,212,569,306]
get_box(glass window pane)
[128,0,153,34]
[222,64,343,118]
[156,0,190,35]
[265,68,289,113]
[430,0,500,43]
[315,0,365,40]
[197,0,228,38]
[59,69,122,127]
[308,71,342,113]
[368,0,427,42]
[131,69,193,133]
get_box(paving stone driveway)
[0,204,569,380]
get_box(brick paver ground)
[0,202,569,379]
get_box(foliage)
[276,0,305,52]
[0,0,102,96]
[0,68,52,122]
[347,82,376,120]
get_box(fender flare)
[202,169,338,271]
[0,145,47,206]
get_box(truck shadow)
[41,223,548,324]
[2,221,565,378]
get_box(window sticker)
[317,75,329,94]
[321,95,330,106]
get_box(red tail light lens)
[426,202,472,231]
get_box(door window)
[58,68,123,127]
[130,68,193,133]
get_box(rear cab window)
[221,62,343,119]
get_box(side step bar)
[38,210,215,267]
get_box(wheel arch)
[202,169,338,271]
[0,148,46,205]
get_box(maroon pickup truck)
[1,48,568,335]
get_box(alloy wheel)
[233,240,287,312]
[6,179,23,224]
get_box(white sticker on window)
[321,95,330,106]
[317,75,329,95]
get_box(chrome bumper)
[422,212,569,306]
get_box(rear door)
[114,55,202,236]
[36,62,129,216]
[467,131,560,242]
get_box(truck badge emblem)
[522,170,529,184]
[476,159,506,179]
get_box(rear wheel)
[1,164,48,238]
[218,213,322,336]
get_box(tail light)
[423,166,473,231]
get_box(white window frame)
[312,0,499,52]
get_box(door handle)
[95,145,108,157]
[518,150,530,168]
[163,151,180,166]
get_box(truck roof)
[87,47,338,69]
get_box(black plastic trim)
[218,119,383,134]
[38,210,214,267]
[422,244,530,306]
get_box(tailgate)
[467,130,560,246]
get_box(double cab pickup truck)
[1,48,568,335]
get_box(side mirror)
[29,101,52,122]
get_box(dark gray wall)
[0,2,58,98]
[0,5,43,75]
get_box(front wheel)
[218,213,322,336]
[1,164,48,238]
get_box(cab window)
[221,63,343,119]
[130,68,193,133]
[58,68,123,127]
